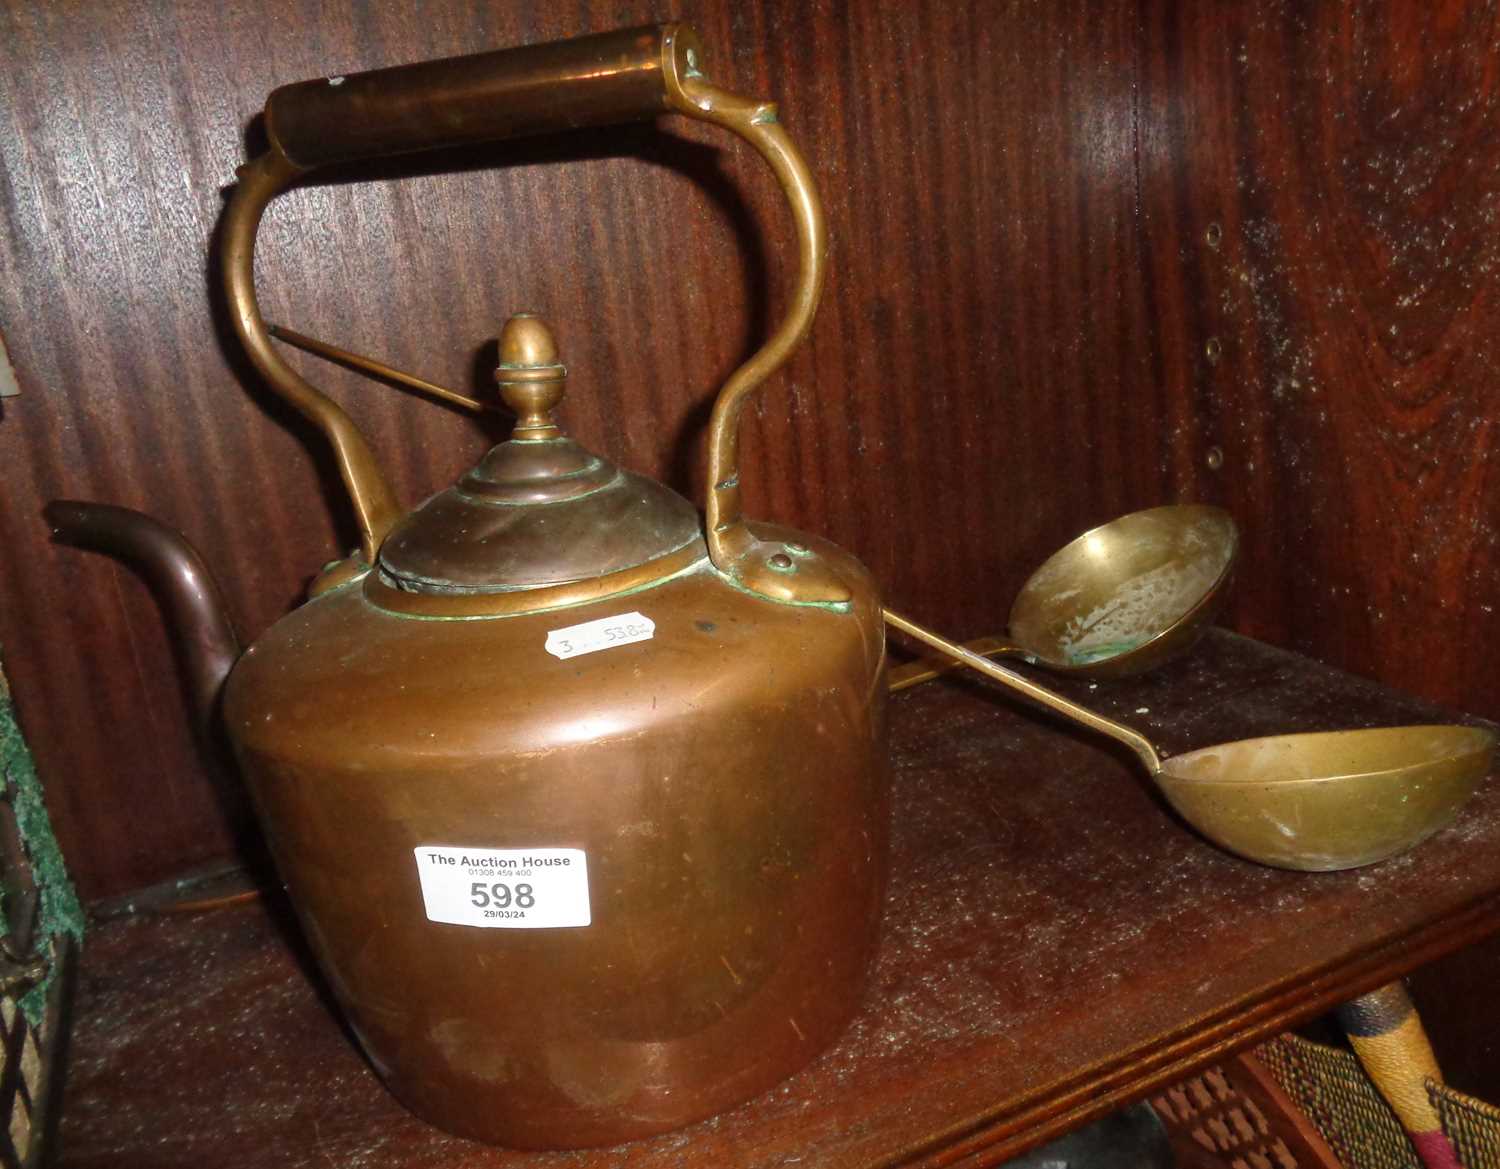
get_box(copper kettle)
[49,25,889,1149]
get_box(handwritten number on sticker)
[545,612,655,660]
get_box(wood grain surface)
[2,0,1499,1099]
[1136,1,1500,1099]
[54,633,1500,1168]
[1147,0,1500,713]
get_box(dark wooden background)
[2,0,1498,1093]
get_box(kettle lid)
[376,314,702,596]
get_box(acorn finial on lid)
[495,313,567,440]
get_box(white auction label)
[545,611,655,660]
[414,846,591,929]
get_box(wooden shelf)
[56,631,1500,1168]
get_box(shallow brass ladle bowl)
[888,505,1239,691]
[887,612,1496,872]
[1152,724,1496,870]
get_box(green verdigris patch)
[0,657,84,1024]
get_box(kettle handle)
[223,23,845,603]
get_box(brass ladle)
[888,505,1239,691]
[885,611,1497,872]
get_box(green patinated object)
[0,655,84,1024]
[1066,640,1146,667]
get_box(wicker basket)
[1152,1035,1500,1169]
[1260,1033,1500,1169]
[1431,1086,1500,1169]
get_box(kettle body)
[226,528,887,1146]
[52,21,892,1151]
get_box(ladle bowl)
[889,504,1238,690]
[1155,725,1496,871]
[886,612,1497,872]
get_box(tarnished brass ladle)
[885,611,1496,872]
[888,505,1238,691]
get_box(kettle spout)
[44,502,241,741]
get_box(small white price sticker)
[545,611,655,660]
[414,846,591,929]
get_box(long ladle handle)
[887,635,1023,692]
[883,610,1164,774]
[267,325,491,415]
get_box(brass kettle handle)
[223,23,839,602]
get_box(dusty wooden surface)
[56,632,1500,1168]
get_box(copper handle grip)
[265,24,693,171]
